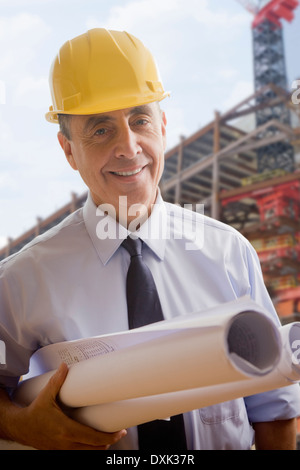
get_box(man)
[0,28,299,450]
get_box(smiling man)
[57,103,167,226]
[0,28,299,451]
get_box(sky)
[0,0,300,248]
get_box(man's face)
[58,103,167,225]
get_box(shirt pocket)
[200,399,242,425]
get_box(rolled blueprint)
[14,298,281,410]
[70,322,300,432]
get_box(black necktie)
[122,236,187,451]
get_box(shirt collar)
[83,191,167,265]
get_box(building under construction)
[1,0,300,326]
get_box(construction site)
[1,0,299,325]
[162,0,300,326]
[0,0,300,449]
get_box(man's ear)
[57,132,78,170]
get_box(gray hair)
[58,114,72,140]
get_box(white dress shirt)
[0,191,299,450]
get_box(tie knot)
[122,236,142,258]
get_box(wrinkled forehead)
[63,102,163,137]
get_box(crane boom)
[236,0,299,26]
[253,0,298,27]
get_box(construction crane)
[235,0,299,173]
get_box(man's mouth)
[110,167,143,177]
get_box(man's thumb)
[47,362,69,400]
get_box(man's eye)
[94,128,107,136]
[134,118,148,126]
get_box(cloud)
[86,0,179,31]
[0,13,51,74]
[85,0,250,98]
[0,0,61,5]
[0,110,13,144]
[162,102,192,150]
[0,132,87,239]
[221,80,254,112]
[0,173,18,192]
[192,0,249,28]
[0,236,8,249]
[0,80,5,104]
[87,0,248,33]
[218,68,239,80]
[13,76,49,109]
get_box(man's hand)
[0,363,127,450]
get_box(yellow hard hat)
[46,28,170,123]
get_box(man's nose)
[114,124,142,159]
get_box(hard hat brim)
[46,91,170,124]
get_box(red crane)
[235,0,299,173]
[236,0,298,27]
